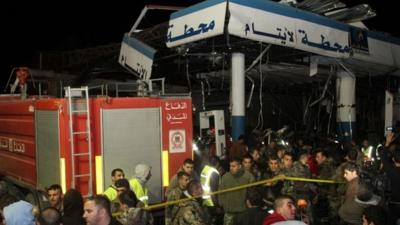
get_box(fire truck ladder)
[65,86,93,196]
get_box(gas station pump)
[199,110,226,157]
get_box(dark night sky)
[2,2,186,69]
[1,0,397,88]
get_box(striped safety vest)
[200,165,219,207]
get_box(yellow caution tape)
[113,211,123,217]
[285,176,340,184]
[142,176,341,211]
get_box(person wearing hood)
[3,200,35,225]
[61,189,86,225]
[354,182,381,207]
[129,164,152,206]
[218,157,255,225]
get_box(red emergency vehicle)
[0,87,192,205]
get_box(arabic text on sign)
[166,113,188,123]
[0,137,26,153]
[167,20,216,43]
[164,101,188,111]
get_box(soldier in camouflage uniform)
[315,149,337,223]
[172,180,210,225]
[291,153,312,200]
[291,153,314,224]
[250,149,265,180]
[315,149,335,194]
[117,190,153,225]
[261,155,283,204]
[280,152,295,195]
[167,159,198,194]
[242,154,262,181]
[165,171,190,225]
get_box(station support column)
[231,53,245,141]
[336,69,356,142]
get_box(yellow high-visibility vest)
[129,178,149,206]
[362,146,373,159]
[200,165,219,207]
[102,185,117,201]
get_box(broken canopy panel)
[119,34,156,80]
[163,0,400,69]
[228,0,350,58]
[166,0,227,48]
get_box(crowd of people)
[162,131,399,225]
[0,130,399,225]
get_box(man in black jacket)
[383,132,400,225]
[233,187,268,225]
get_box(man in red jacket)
[263,195,296,225]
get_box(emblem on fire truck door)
[169,129,186,153]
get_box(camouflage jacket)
[318,158,335,179]
[117,207,153,225]
[167,168,199,194]
[165,187,185,225]
[289,162,313,199]
[317,158,336,197]
[172,199,209,225]
[280,166,295,195]
[261,169,283,201]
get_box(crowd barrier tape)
[142,176,341,211]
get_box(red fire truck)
[0,86,192,206]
